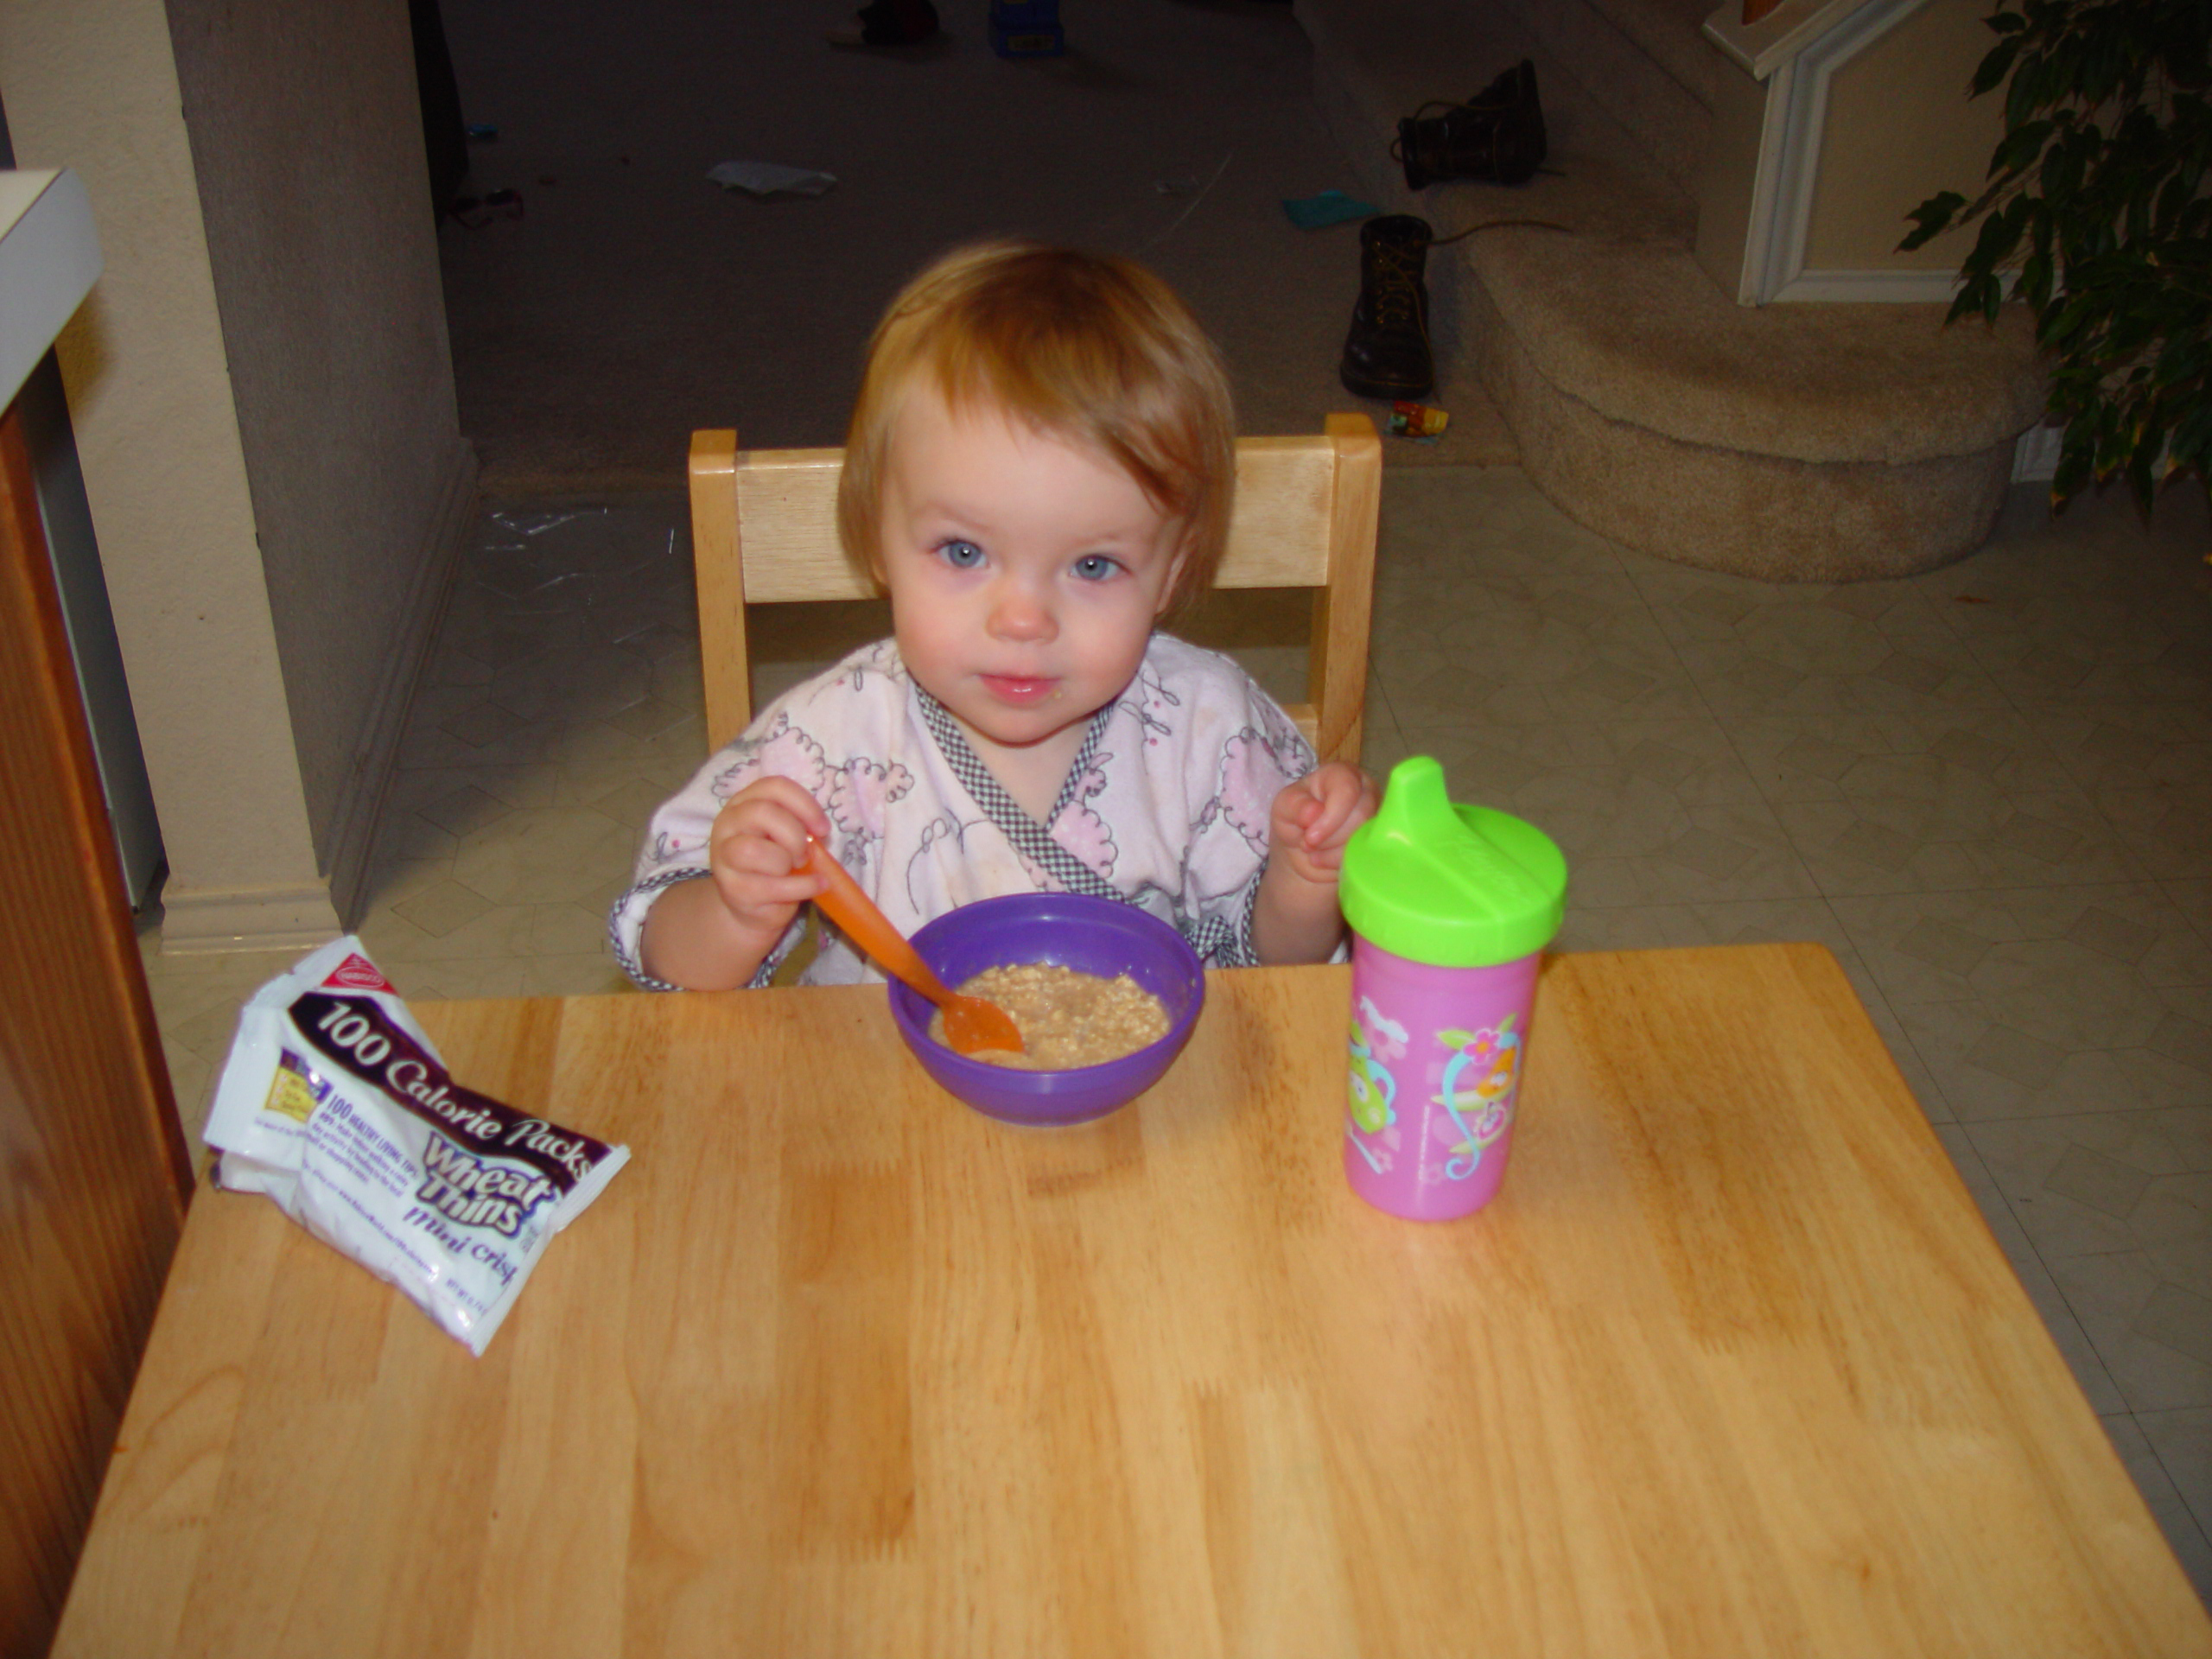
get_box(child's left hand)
[1269,762,1382,887]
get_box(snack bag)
[204,938,628,1356]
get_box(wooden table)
[54,947,2212,1656]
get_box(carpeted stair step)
[1296,0,2047,582]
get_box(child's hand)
[1251,762,1381,964]
[1268,762,1382,887]
[707,777,831,950]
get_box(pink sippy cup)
[1338,757,1568,1221]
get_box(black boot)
[829,0,939,47]
[1394,60,1547,189]
[1339,215,1433,402]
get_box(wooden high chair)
[688,412,1381,766]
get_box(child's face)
[877,385,1185,760]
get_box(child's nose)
[987,580,1056,643]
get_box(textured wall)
[1805,0,2005,273]
[0,0,340,943]
[167,0,471,861]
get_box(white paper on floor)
[707,161,837,197]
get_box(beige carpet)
[435,0,1517,492]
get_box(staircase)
[1296,0,2047,582]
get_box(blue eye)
[938,539,984,569]
[1072,554,1121,582]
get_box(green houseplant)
[1901,0,2209,509]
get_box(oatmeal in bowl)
[888,893,1205,1125]
[925,962,1172,1071]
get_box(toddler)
[613,241,1379,991]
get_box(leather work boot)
[1394,60,1548,189]
[828,0,939,47]
[1338,215,1434,402]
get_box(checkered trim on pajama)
[914,684,1258,968]
[611,867,712,992]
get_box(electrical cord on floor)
[1421,217,1573,247]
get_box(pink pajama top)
[611,633,1317,988]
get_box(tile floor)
[140,465,2212,1603]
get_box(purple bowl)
[888,893,1205,1126]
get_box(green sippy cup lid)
[1339,757,1568,967]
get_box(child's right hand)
[707,778,832,951]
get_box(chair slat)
[696,421,1374,764]
[1217,438,1336,589]
[1309,415,1382,765]
[732,449,870,602]
[690,430,753,747]
[728,438,1342,601]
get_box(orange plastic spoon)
[804,837,1025,1056]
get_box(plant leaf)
[2051,432,2093,503]
[1899,190,1966,251]
[2005,48,2045,129]
[2126,432,2158,512]
[1992,118,2053,178]
[1974,35,2024,97]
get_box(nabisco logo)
[323,952,393,993]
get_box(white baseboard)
[321,439,479,927]
[158,878,343,956]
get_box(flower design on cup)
[1431,1017,1522,1181]
[1357,996,1408,1063]
[1345,1004,1404,1172]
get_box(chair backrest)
[689,410,1380,764]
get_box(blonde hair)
[839,241,1236,614]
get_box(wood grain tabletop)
[54,947,2212,1656]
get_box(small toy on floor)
[1389,402,1450,442]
